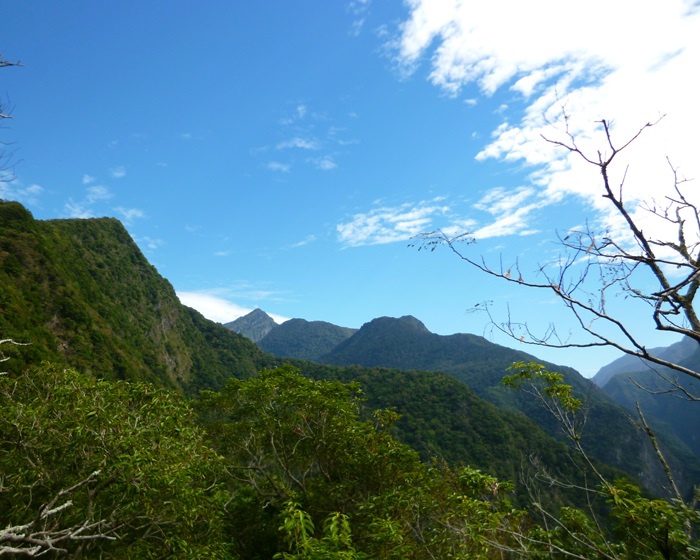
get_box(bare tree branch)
[414,114,700,385]
[0,471,116,557]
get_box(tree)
[501,362,700,560]
[0,53,21,183]
[197,365,526,559]
[0,363,228,558]
[414,116,700,556]
[415,115,700,388]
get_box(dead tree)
[415,116,700,388]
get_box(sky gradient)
[3,1,699,376]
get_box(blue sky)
[3,1,699,376]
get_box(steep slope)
[258,317,356,361]
[592,336,697,388]
[321,315,700,495]
[224,308,278,342]
[0,200,268,393]
[590,336,700,459]
[599,347,700,458]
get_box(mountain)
[0,200,269,394]
[2,200,695,499]
[225,308,278,343]
[0,201,598,490]
[258,318,356,361]
[317,315,700,495]
[592,336,697,388]
[589,338,700,459]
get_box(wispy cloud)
[82,174,95,185]
[348,0,372,36]
[337,199,452,247]
[86,185,112,203]
[267,161,291,173]
[277,137,320,150]
[109,166,126,179]
[177,290,290,324]
[309,156,337,171]
[261,103,356,173]
[392,0,700,240]
[65,185,113,218]
[288,234,317,249]
[279,104,308,125]
[115,206,145,225]
[136,235,164,251]
[0,181,44,206]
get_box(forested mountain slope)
[224,307,278,343]
[596,345,700,459]
[316,315,700,495]
[1,199,693,499]
[0,200,269,393]
[258,317,356,360]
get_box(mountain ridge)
[245,310,700,495]
[3,199,697,498]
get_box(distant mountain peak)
[224,309,278,343]
[397,315,430,333]
[366,315,431,334]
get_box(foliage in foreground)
[0,363,228,558]
[2,362,699,558]
[198,364,524,559]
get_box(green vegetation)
[0,200,268,393]
[0,363,227,558]
[258,318,356,361]
[2,202,699,557]
[4,361,698,558]
[318,315,700,495]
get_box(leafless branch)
[0,471,116,557]
[414,115,700,385]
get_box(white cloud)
[0,181,44,205]
[64,200,94,219]
[267,161,291,173]
[115,206,145,225]
[279,104,309,125]
[86,185,112,203]
[288,234,317,248]
[138,235,164,250]
[337,199,452,247]
[277,137,320,150]
[65,185,113,218]
[393,0,700,244]
[310,156,337,171]
[109,166,126,179]
[177,291,289,325]
[82,174,95,185]
[348,0,372,36]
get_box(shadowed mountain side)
[258,317,356,361]
[592,336,697,388]
[318,315,700,496]
[601,352,700,457]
